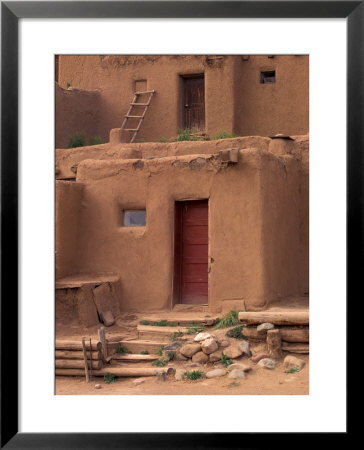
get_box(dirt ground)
[55,354,309,396]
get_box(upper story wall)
[57,55,308,145]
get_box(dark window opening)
[260,70,276,84]
[123,210,146,227]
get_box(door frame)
[180,73,205,131]
[172,199,209,306]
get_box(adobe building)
[55,55,309,326]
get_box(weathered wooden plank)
[55,358,102,370]
[243,326,309,342]
[239,311,309,326]
[56,340,102,351]
[55,350,101,360]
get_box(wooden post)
[81,337,90,382]
[267,329,282,360]
[88,338,93,379]
[98,326,108,361]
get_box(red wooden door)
[174,200,208,305]
[183,75,205,131]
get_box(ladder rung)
[135,90,155,95]
[130,103,149,106]
[125,115,143,118]
[124,128,139,131]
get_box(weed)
[166,351,175,361]
[226,325,247,340]
[184,370,204,380]
[90,136,103,145]
[66,81,71,88]
[139,320,150,325]
[229,381,239,387]
[159,137,167,142]
[68,131,86,148]
[171,331,184,342]
[285,367,300,373]
[153,320,176,327]
[152,359,167,367]
[214,310,242,329]
[174,128,198,142]
[140,350,149,355]
[212,130,238,140]
[220,353,232,367]
[157,346,164,356]
[186,323,206,334]
[116,345,132,355]
[104,372,116,384]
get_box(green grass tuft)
[157,346,164,357]
[104,372,116,384]
[184,370,204,380]
[186,323,206,334]
[226,325,247,340]
[220,353,232,367]
[171,331,184,342]
[139,320,150,325]
[285,367,300,373]
[214,310,242,329]
[116,345,132,355]
[68,131,86,148]
[89,136,103,145]
[152,359,167,367]
[153,320,177,327]
[140,350,149,355]
[211,130,238,140]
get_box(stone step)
[116,339,168,354]
[137,324,190,342]
[282,342,309,354]
[139,313,219,326]
[238,311,309,326]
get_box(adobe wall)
[55,180,84,278]
[57,144,305,313]
[234,55,309,137]
[55,83,101,149]
[57,55,308,144]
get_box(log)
[56,340,102,351]
[239,311,309,326]
[55,350,101,360]
[81,337,90,382]
[55,358,102,370]
[243,326,309,342]
[56,367,172,377]
[282,342,309,354]
[267,329,282,359]
[110,354,159,362]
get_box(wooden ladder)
[120,90,155,143]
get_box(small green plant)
[89,136,103,145]
[212,130,238,140]
[214,310,242,329]
[139,320,150,325]
[226,325,247,340]
[66,81,71,88]
[184,370,204,380]
[166,351,175,361]
[174,128,198,142]
[153,320,177,327]
[116,345,132,355]
[285,367,300,373]
[68,131,86,148]
[104,372,116,384]
[220,353,232,367]
[159,137,167,142]
[157,346,164,356]
[152,359,167,367]
[140,350,149,355]
[186,323,206,334]
[171,331,184,342]
[229,381,239,387]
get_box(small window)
[260,70,276,84]
[123,210,146,227]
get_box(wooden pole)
[81,337,90,382]
[267,329,282,359]
[56,350,101,360]
[98,326,108,361]
[88,338,93,379]
[56,340,102,351]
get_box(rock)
[228,369,246,379]
[185,362,203,369]
[251,353,269,363]
[218,339,230,348]
[257,323,275,333]
[224,346,243,359]
[101,310,115,327]
[209,350,223,362]
[239,340,251,357]
[174,351,188,361]
[180,343,201,358]
[194,332,214,342]
[257,358,277,370]
[229,363,251,372]
[175,369,186,381]
[201,337,218,355]
[94,384,101,389]
[206,369,227,378]
[164,341,182,350]
[283,355,305,371]
[192,351,209,364]
[133,378,145,386]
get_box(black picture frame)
[1,1,358,447]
